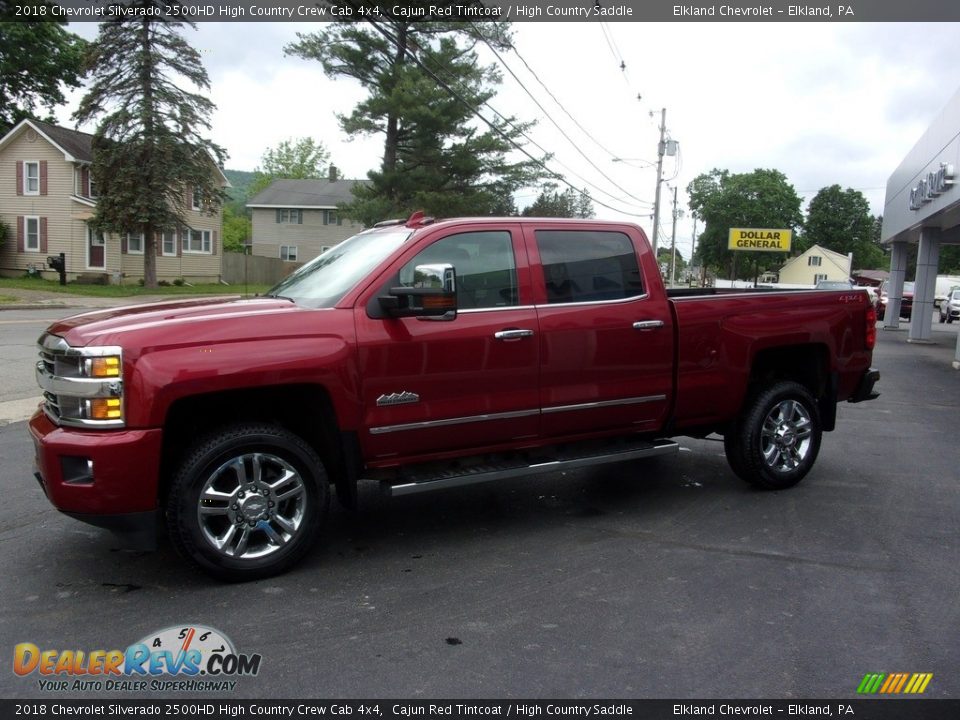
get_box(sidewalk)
[0,286,240,310]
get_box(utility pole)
[669,186,679,288]
[651,107,666,257]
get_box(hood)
[46,296,303,348]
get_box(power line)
[405,28,653,211]
[466,25,653,207]
[364,18,652,219]
[598,22,631,88]
[474,25,648,166]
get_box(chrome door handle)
[494,329,535,340]
[633,320,665,330]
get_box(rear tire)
[166,423,329,581]
[724,381,822,490]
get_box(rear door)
[525,225,674,439]
[355,223,541,462]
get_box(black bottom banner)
[2,700,960,720]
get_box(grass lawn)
[0,277,272,298]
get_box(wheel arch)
[159,384,355,507]
[746,343,836,431]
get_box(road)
[0,319,957,700]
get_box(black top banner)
[5,0,960,23]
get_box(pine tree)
[286,7,546,224]
[73,2,225,288]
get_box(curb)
[0,304,73,311]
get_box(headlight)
[35,334,124,428]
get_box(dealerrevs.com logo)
[13,624,261,692]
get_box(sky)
[58,20,960,262]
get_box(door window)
[535,230,644,304]
[400,231,519,309]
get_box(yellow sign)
[728,228,792,252]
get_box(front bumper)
[29,409,163,517]
[848,367,880,403]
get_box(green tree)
[286,6,546,225]
[687,168,803,279]
[522,184,594,218]
[0,219,8,249]
[248,137,332,197]
[804,185,885,270]
[0,11,88,134]
[221,205,251,253]
[73,2,225,288]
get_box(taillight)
[865,306,877,350]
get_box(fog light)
[88,397,122,420]
[61,456,94,485]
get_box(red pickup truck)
[30,216,879,580]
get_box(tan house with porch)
[0,119,227,283]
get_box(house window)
[814,273,828,283]
[184,228,212,253]
[280,245,298,262]
[25,216,40,251]
[191,187,202,211]
[808,256,822,266]
[277,209,302,224]
[323,210,341,226]
[89,178,97,198]
[162,230,178,256]
[24,162,40,195]
[126,232,144,254]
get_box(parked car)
[876,280,914,321]
[939,288,960,323]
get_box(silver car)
[939,288,960,323]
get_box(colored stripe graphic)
[857,672,932,694]
[857,674,884,693]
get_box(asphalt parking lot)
[0,320,957,700]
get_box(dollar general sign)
[728,228,792,252]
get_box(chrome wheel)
[760,399,813,472]
[197,452,307,560]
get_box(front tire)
[167,423,329,581]
[724,381,822,490]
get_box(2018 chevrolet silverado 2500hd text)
[30,215,880,580]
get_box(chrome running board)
[381,437,679,497]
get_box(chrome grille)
[42,390,61,421]
[35,333,125,428]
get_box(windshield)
[267,227,413,308]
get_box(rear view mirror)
[379,263,457,319]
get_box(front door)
[87,227,105,269]
[356,225,540,463]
